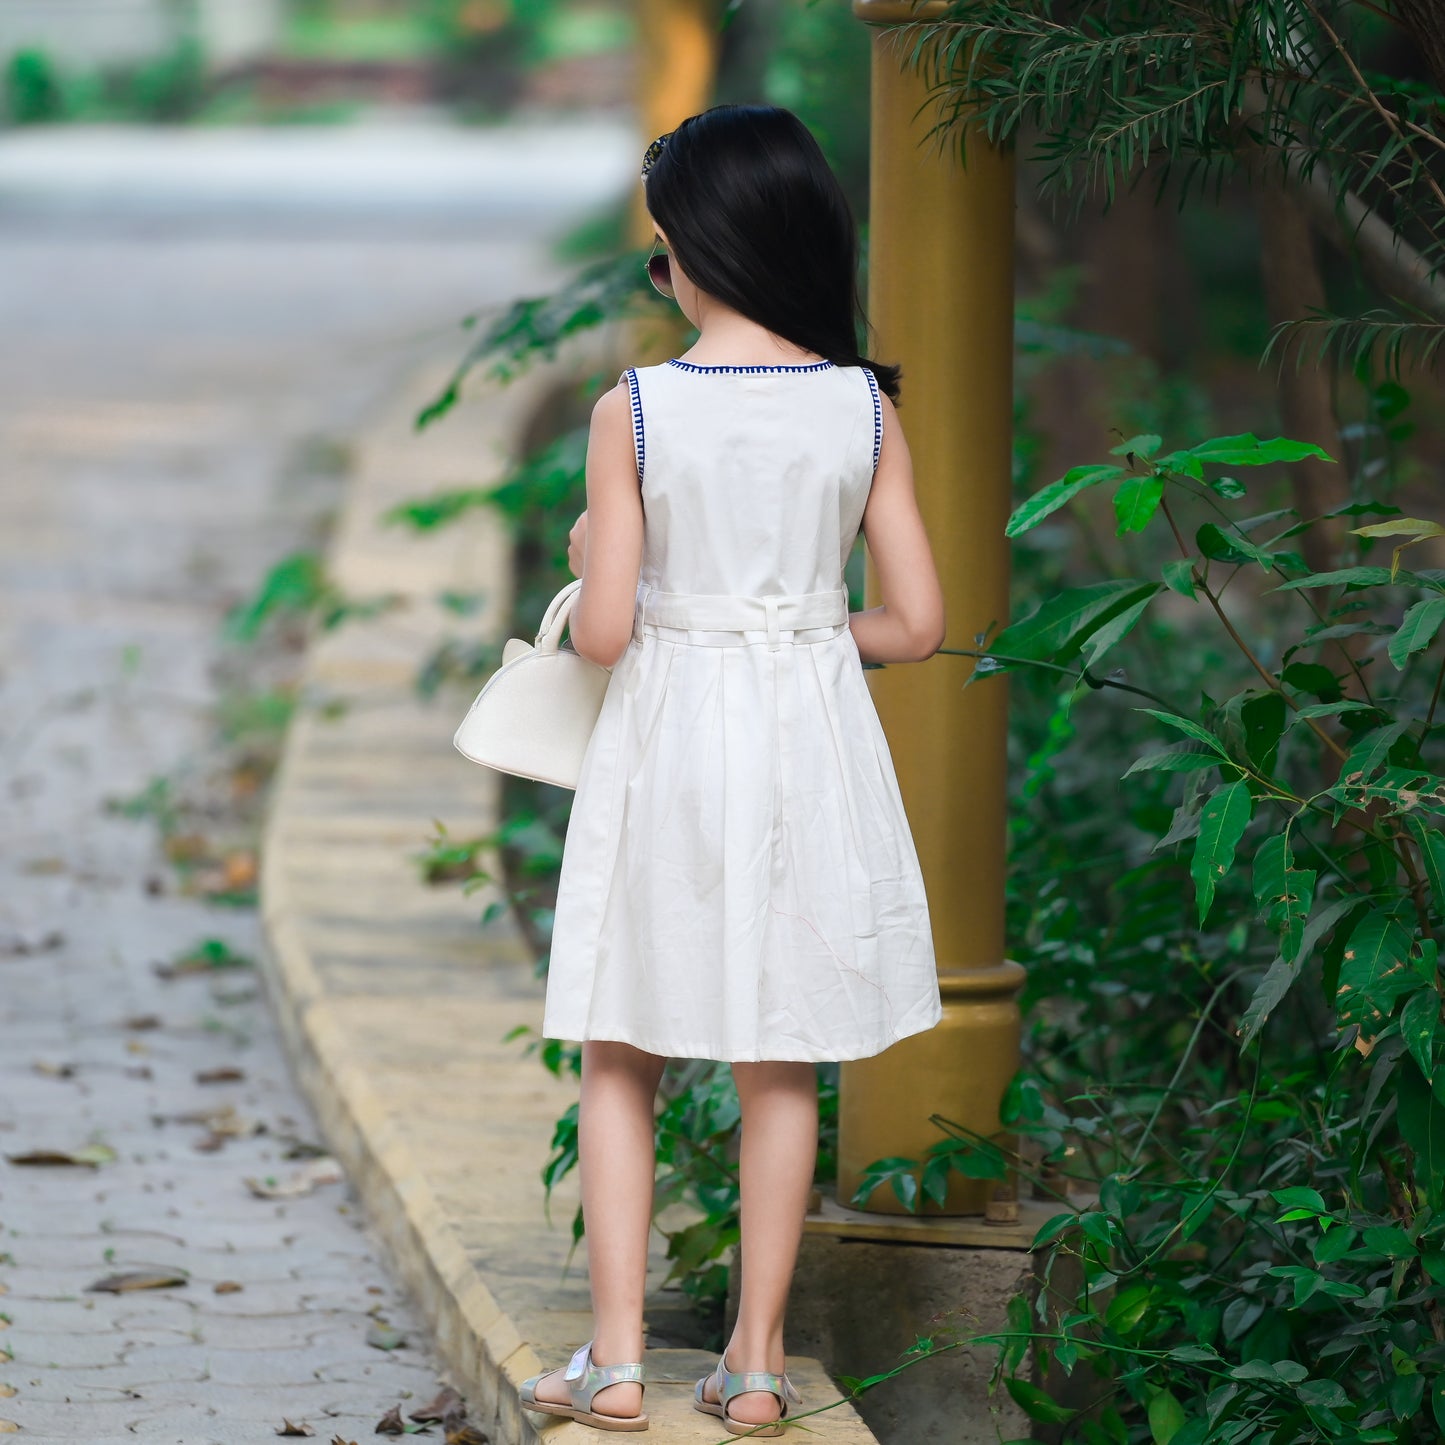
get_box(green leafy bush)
[870,424,1445,1442]
[5,49,65,124]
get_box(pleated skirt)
[541,624,943,1062]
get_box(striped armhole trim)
[863,366,882,475]
[623,367,645,482]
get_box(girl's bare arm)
[567,382,644,668]
[850,391,946,664]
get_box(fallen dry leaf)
[410,1386,463,1423]
[31,1060,76,1078]
[444,1421,487,1445]
[0,1384,14,1397]
[0,925,64,953]
[275,1420,314,1437]
[0,1418,19,1432]
[279,1136,329,1160]
[125,1038,149,1055]
[222,850,258,889]
[163,833,210,865]
[365,1322,406,1352]
[157,1103,261,1138]
[213,1280,244,1294]
[88,1269,189,1293]
[195,1066,245,1084]
[7,1143,116,1168]
[245,1156,344,1200]
[375,1404,406,1434]
[329,1438,358,1445]
[123,1014,162,1031]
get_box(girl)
[519,104,945,1436]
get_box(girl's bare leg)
[532,1039,665,1418]
[702,1060,819,1427]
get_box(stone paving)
[0,118,633,1442]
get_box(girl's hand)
[568,510,589,577]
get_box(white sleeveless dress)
[541,356,942,1062]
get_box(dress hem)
[540,1004,944,1064]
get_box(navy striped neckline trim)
[666,357,835,373]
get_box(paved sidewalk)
[0,118,635,1442]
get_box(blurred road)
[0,116,632,1442]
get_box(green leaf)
[1401,986,1440,1083]
[1403,815,1445,908]
[1271,566,1428,592]
[1297,1379,1350,1410]
[1225,689,1288,773]
[1251,834,1315,962]
[1113,474,1165,535]
[1196,523,1278,570]
[988,581,1160,666]
[1272,1186,1327,1214]
[1341,722,1409,785]
[1191,780,1253,926]
[1237,955,1296,1049]
[1327,765,1445,815]
[1281,661,1342,701]
[1109,433,1162,459]
[1006,464,1124,537]
[1361,1225,1417,1258]
[1399,1059,1445,1195]
[1005,1378,1077,1425]
[1160,558,1198,598]
[1388,597,1445,669]
[1336,906,1416,1031]
[1104,1283,1152,1335]
[1291,699,1384,720]
[1134,708,1229,754]
[1148,1389,1186,1445]
[1123,749,1220,776]
[1030,1211,1077,1248]
[1154,449,1204,481]
[1189,433,1333,467]
[1167,1345,1221,1363]
[1077,592,1153,671]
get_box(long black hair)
[642,104,903,403]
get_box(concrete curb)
[257,341,881,1444]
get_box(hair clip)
[641,131,672,180]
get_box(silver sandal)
[519,1339,649,1432]
[693,1347,803,1438]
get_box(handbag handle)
[535,577,585,654]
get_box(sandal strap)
[564,1340,645,1412]
[715,1353,804,1413]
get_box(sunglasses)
[644,236,675,300]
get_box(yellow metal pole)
[630,0,719,249]
[838,1,1025,1218]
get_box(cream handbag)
[452,578,612,790]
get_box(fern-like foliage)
[888,0,1445,370]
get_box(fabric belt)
[633,581,850,651]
